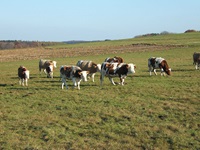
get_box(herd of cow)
[18,52,200,89]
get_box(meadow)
[0,33,200,149]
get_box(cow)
[104,56,124,63]
[148,57,171,76]
[193,52,200,70]
[76,60,101,82]
[39,59,57,78]
[60,65,88,90]
[18,66,30,86]
[100,62,136,86]
[45,62,55,78]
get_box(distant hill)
[63,40,105,44]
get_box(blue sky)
[1,0,199,41]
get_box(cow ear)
[126,64,129,68]
[78,71,82,75]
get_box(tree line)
[0,40,60,50]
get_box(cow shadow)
[8,87,58,90]
[172,69,196,72]
[34,80,59,83]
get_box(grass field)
[0,33,200,149]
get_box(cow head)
[127,63,136,74]
[165,68,171,75]
[46,63,54,78]
[52,61,57,68]
[96,64,101,72]
[160,60,171,75]
[79,71,89,82]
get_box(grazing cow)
[100,62,136,86]
[76,60,101,82]
[60,65,88,90]
[104,56,124,63]
[148,57,171,76]
[39,59,57,78]
[18,66,30,86]
[193,52,200,70]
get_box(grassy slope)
[0,33,200,149]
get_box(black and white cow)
[193,52,200,70]
[76,60,101,82]
[18,66,30,86]
[148,57,171,76]
[60,65,88,90]
[100,62,136,86]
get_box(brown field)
[0,43,182,62]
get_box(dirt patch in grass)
[0,44,183,62]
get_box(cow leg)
[153,69,157,75]
[109,77,116,85]
[100,73,104,86]
[61,77,68,89]
[149,70,152,76]
[120,76,126,85]
[77,79,82,90]
[195,63,198,70]
[160,68,165,76]
[91,73,95,82]
[72,78,77,88]
[149,67,154,76]
[21,78,25,86]
[39,68,42,74]
[19,78,22,85]
[119,78,125,85]
[43,69,47,74]
[25,78,28,86]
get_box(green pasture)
[46,32,200,49]
[0,34,200,149]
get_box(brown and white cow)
[148,57,171,76]
[193,52,200,70]
[39,59,57,78]
[60,65,88,90]
[18,66,30,86]
[76,60,101,82]
[100,62,136,86]
[104,56,124,63]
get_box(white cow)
[18,66,30,86]
[148,57,171,76]
[100,62,136,86]
[76,60,101,82]
[39,59,57,78]
[60,65,88,90]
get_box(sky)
[0,0,199,41]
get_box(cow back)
[60,66,72,78]
[77,60,98,73]
[105,56,124,63]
